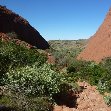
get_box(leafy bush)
[100,57,111,72]
[6,32,18,39]
[0,37,81,110]
[97,80,109,94]
[67,60,108,85]
[104,95,111,106]
[99,57,111,92]
[0,40,46,68]
[0,40,47,85]
[67,60,84,73]
[6,63,78,96]
[1,63,78,110]
[6,63,65,96]
[0,93,52,111]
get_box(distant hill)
[48,39,88,51]
[48,39,88,66]
[78,7,111,62]
[0,5,49,49]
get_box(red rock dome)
[77,7,111,63]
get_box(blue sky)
[0,0,111,40]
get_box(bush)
[6,63,78,96]
[0,93,52,111]
[100,57,111,73]
[99,57,111,92]
[51,48,81,68]
[0,40,46,68]
[6,32,18,39]
[67,60,84,73]
[6,64,63,96]
[104,95,111,106]
[67,60,108,86]
[97,80,109,94]
[0,38,80,110]
[0,40,47,85]
[2,63,78,110]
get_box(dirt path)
[53,82,111,111]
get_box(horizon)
[0,0,111,41]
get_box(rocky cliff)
[77,7,111,62]
[0,5,49,49]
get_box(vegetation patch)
[0,37,79,111]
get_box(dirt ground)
[53,82,111,111]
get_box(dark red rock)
[0,5,49,49]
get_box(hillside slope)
[0,5,49,49]
[48,39,87,51]
[77,8,111,62]
[48,39,88,65]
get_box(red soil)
[77,7,111,63]
[47,53,55,64]
[0,32,34,49]
[53,82,111,111]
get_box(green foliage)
[48,40,87,51]
[6,63,78,96]
[67,60,85,73]
[100,57,111,72]
[0,40,46,85]
[2,63,78,110]
[48,40,111,107]
[0,93,52,111]
[6,32,18,39]
[6,64,65,96]
[99,57,111,92]
[0,40,46,68]
[97,80,109,94]
[67,60,108,86]
[0,37,81,110]
[51,49,80,69]
[104,95,111,106]
[0,54,11,85]
[66,58,111,103]
[0,39,54,110]
[48,40,87,69]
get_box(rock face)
[0,5,49,49]
[77,7,111,62]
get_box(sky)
[0,0,111,40]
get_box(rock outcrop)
[0,5,49,49]
[77,7,111,62]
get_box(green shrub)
[6,64,62,96]
[0,40,47,85]
[3,63,78,110]
[0,38,80,110]
[0,93,52,111]
[104,95,111,106]
[67,60,108,86]
[99,57,111,92]
[0,40,46,68]
[97,80,109,94]
[0,54,11,85]
[67,60,84,73]
[100,57,111,72]
[6,32,18,39]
